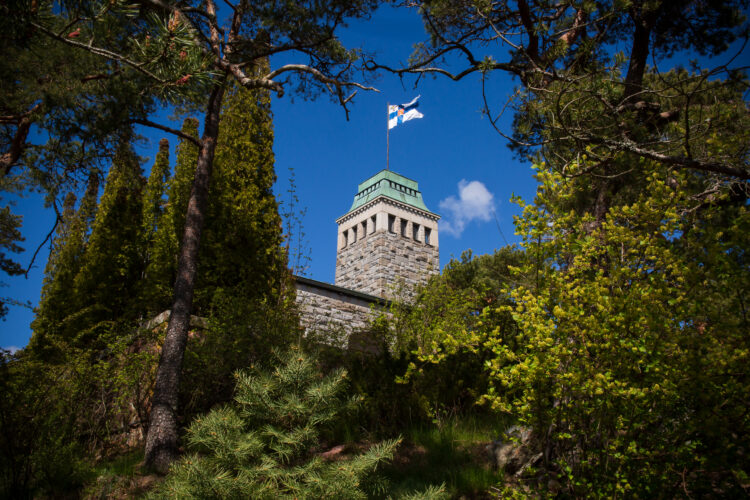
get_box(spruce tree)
[155,348,400,500]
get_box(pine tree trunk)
[144,82,225,473]
[623,9,655,101]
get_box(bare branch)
[24,201,61,278]
[265,64,378,93]
[132,119,201,146]
[602,138,750,180]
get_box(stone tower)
[335,170,439,298]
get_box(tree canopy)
[375,0,749,182]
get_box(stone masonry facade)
[294,276,388,351]
[335,198,439,298]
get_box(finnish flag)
[388,96,424,129]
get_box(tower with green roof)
[335,170,440,298]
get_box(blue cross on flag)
[388,96,424,129]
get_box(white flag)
[388,96,424,130]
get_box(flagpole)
[386,102,390,171]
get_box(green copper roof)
[347,170,433,213]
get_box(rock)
[486,425,537,474]
[319,444,347,460]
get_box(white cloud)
[439,179,495,237]
[2,346,19,354]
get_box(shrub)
[154,346,400,499]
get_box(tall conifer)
[43,192,77,282]
[179,76,293,416]
[196,76,283,308]
[144,119,199,315]
[67,137,145,349]
[141,138,170,251]
[30,172,100,359]
[138,138,171,311]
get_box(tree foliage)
[68,137,146,349]
[378,3,750,496]
[481,160,750,496]
[22,0,384,470]
[178,78,296,419]
[141,118,200,315]
[154,347,400,500]
[196,77,284,310]
[29,136,145,357]
[19,65,294,491]
[29,171,100,359]
[0,350,89,498]
[382,0,749,184]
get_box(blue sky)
[272,7,535,279]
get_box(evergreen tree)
[138,138,171,311]
[180,77,294,418]
[197,76,283,309]
[144,119,199,315]
[141,139,171,252]
[44,192,77,278]
[155,347,400,499]
[166,119,200,258]
[67,136,145,350]
[30,171,100,359]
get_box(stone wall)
[294,276,389,351]
[335,230,438,298]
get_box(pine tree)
[155,347,400,499]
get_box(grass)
[74,415,508,499]
[81,449,161,499]
[380,414,506,499]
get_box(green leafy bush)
[0,351,89,498]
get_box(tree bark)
[144,81,225,474]
[623,8,655,101]
[1,111,35,178]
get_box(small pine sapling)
[154,347,400,499]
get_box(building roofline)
[345,170,433,214]
[336,195,440,225]
[293,275,392,307]
[358,169,420,189]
